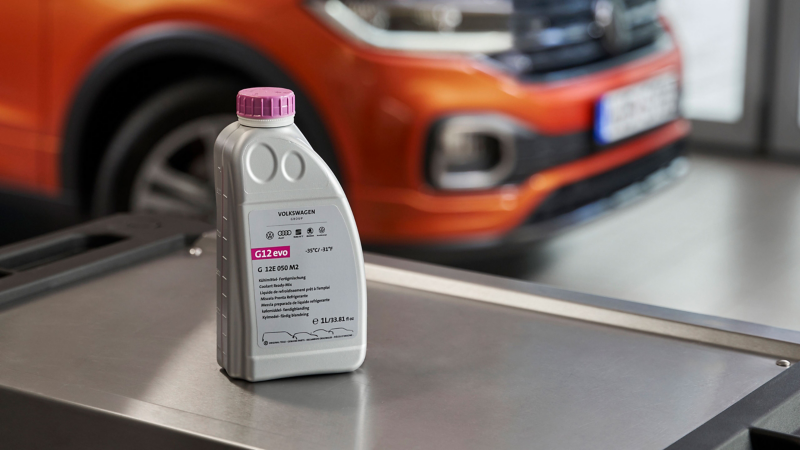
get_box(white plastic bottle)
[214,87,366,381]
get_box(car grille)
[494,0,663,77]
[507,132,592,184]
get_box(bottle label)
[248,205,358,348]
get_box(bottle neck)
[237,115,295,128]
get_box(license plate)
[594,73,679,145]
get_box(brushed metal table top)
[0,236,790,449]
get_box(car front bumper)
[365,137,687,260]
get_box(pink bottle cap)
[236,87,295,119]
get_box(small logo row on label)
[267,227,325,240]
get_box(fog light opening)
[428,114,522,190]
[441,132,502,173]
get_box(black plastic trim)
[422,115,592,190]
[527,138,684,223]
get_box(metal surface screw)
[776,360,791,368]
[189,247,203,257]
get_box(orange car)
[0,0,688,249]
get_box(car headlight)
[305,0,512,53]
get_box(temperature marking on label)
[306,247,334,253]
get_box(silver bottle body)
[214,120,366,381]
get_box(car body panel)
[0,2,42,190]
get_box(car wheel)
[92,79,240,222]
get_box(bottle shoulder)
[218,123,346,201]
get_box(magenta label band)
[251,246,291,260]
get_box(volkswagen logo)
[593,0,632,55]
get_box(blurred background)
[1,0,799,329]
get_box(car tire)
[92,78,243,222]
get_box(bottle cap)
[236,87,295,119]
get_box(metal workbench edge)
[364,253,800,360]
